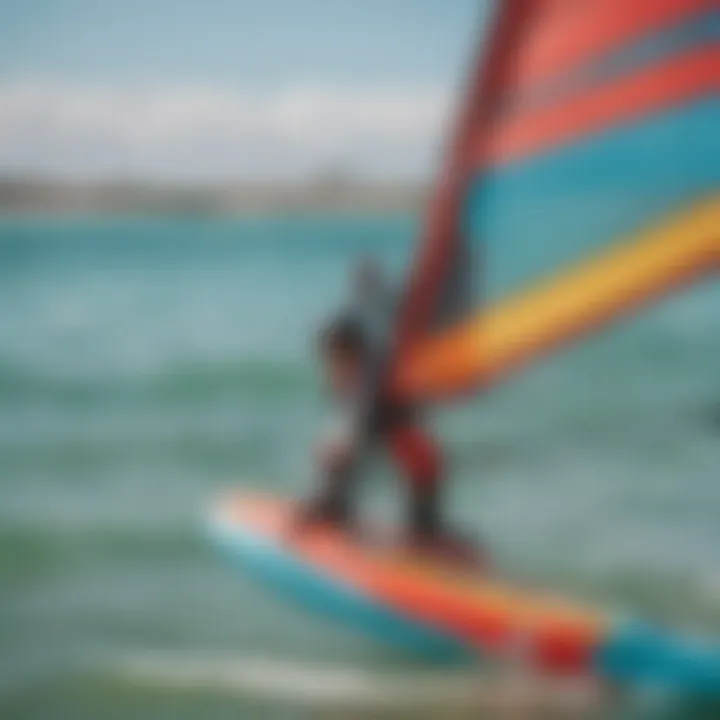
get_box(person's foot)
[291,494,354,535]
[408,530,486,570]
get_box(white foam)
[111,650,605,713]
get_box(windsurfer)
[298,266,478,565]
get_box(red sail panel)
[481,46,720,167]
[510,0,713,94]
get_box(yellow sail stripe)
[399,198,720,398]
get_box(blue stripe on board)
[208,520,474,663]
[466,97,720,300]
[597,620,720,695]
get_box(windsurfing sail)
[391,0,720,401]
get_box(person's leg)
[387,426,443,545]
[303,416,359,527]
[408,480,443,546]
[387,426,481,566]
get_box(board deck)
[209,493,607,671]
[208,492,720,695]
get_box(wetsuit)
[372,395,443,542]
[310,264,445,544]
[315,380,443,543]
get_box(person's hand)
[353,256,382,300]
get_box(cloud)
[0,80,451,181]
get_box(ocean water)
[1,214,719,718]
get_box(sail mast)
[392,0,539,374]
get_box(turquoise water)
[1,214,719,718]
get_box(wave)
[0,358,314,407]
[0,522,204,590]
[107,650,605,712]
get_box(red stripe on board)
[479,46,720,167]
[514,0,713,92]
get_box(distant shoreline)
[0,177,427,216]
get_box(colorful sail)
[391,0,720,401]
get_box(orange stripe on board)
[479,47,720,166]
[397,199,720,400]
[513,0,713,92]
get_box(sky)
[0,0,487,182]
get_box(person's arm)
[354,255,397,309]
